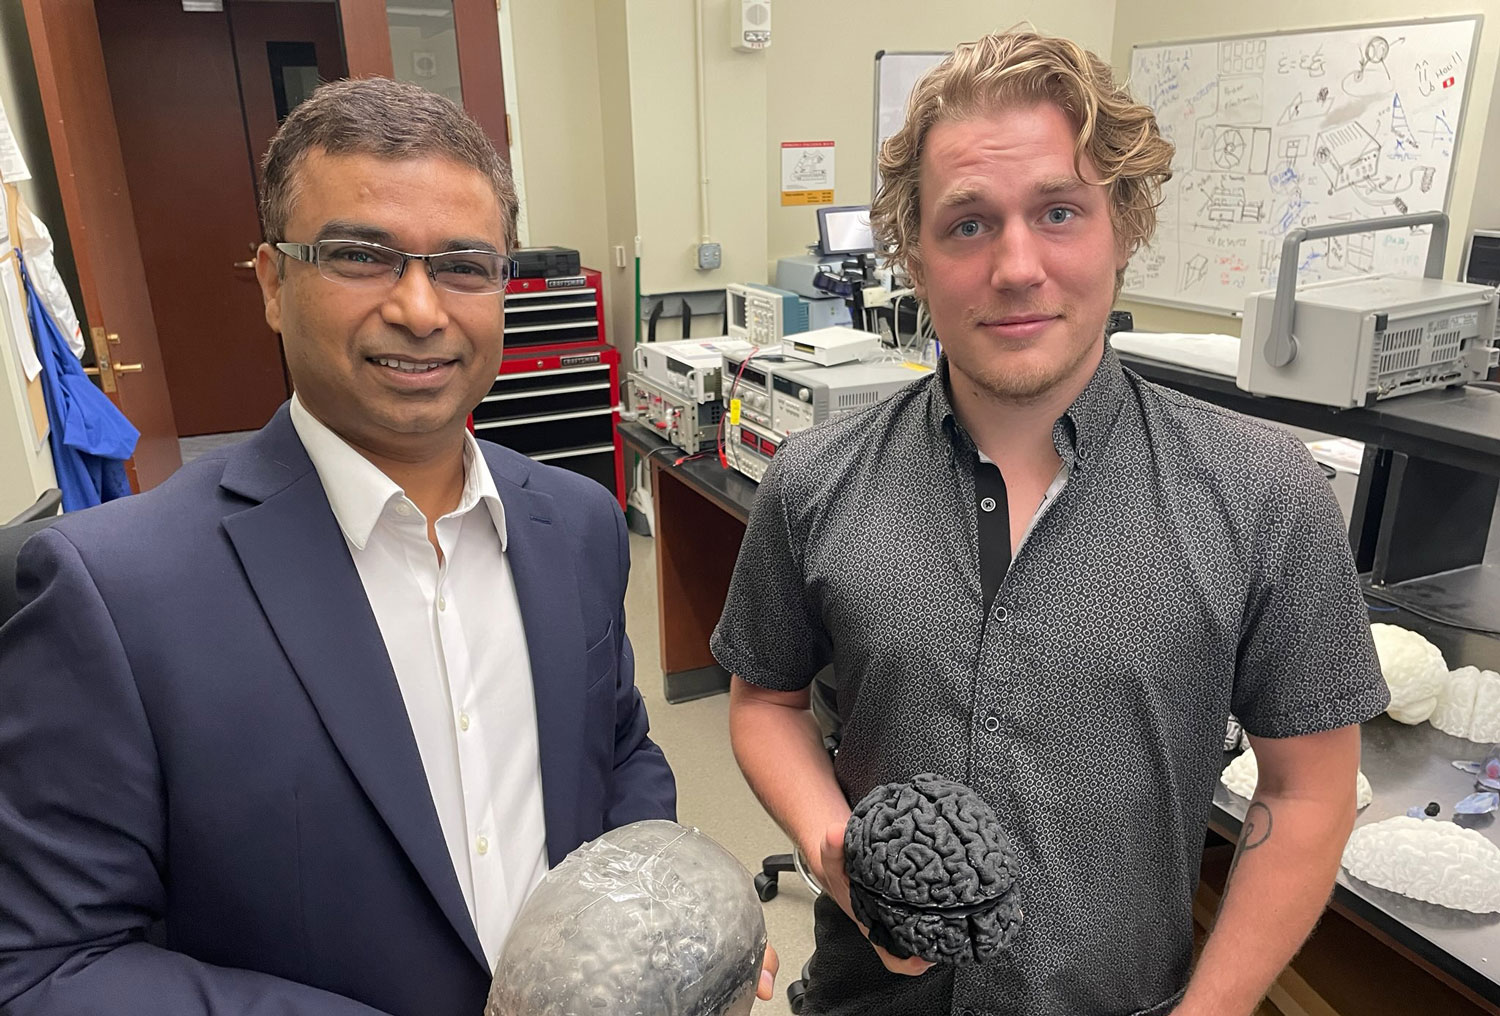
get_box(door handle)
[113,362,145,374]
[233,260,256,269]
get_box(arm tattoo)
[1227,802,1273,886]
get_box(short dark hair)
[259,76,518,251]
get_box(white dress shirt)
[290,394,548,971]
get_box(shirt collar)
[930,342,1128,472]
[289,393,507,551]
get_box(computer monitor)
[1465,230,1500,287]
[817,205,875,256]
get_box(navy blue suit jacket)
[0,405,676,1015]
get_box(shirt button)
[980,497,997,513]
[394,501,413,517]
[476,836,489,856]
[438,596,447,612]
[993,605,1008,622]
[983,714,1001,734]
[459,712,470,732]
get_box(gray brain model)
[844,774,1022,964]
[486,820,767,1016]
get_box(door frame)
[22,0,181,490]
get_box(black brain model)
[844,773,1022,965]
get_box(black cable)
[647,299,664,343]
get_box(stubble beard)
[961,316,1103,405]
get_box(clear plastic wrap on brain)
[844,774,1023,965]
[485,820,767,1016]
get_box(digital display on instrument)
[818,205,875,256]
[1466,231,1500,287]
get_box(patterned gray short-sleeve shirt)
[710,345,1389,1016]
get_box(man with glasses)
[0,78,684,1016]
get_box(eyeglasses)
[275,239,514,295]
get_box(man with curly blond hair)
[714,29,1388,1016]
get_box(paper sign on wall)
[0,98,31,184]
[0,259,40,382]
[781,140,834,206]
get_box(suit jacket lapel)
[486,449,588,867]
[220,409,488,971]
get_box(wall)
[0,4,61,518]
[604,0,1116,342]
[1110,2,1500,336]
[1463,30,1500,242]
[497,1,531,246]
[626,0,767,300]
[593,0,638,353]
[765,3,1120,271]
[504,1,1119,350]
[506,0,614,339]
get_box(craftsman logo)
[546,276,587,289]
[560,353,602,367]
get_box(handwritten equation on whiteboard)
[1125,18,1478,314]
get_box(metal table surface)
[1211,602,1500,1009]
[1118,351,1500,477]
[618,414,1500,1007]
[619,420,758,523]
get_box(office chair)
[752,669,841,1014]
[1,489,64,628]
[6,488,61,526]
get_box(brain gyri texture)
[844,773,1023,965]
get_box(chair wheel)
[754,872,779,902]
[788,979,807,1013]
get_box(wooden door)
[336,0,510,162]
[21,0,182,489]
[95,0,345,437]
[228,1,348,196]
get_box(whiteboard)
[872,51,947,194]
[1124,17,1481,315]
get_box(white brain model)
[1428,666,1500,743]
[1220,747,1371,809]
[1343,816,1500,913]
[1370,624,1449,724]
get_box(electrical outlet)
[696,242,722,271]
[613,245,626,268]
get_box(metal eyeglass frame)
[273,239,515,294]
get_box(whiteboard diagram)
[1125,17,1479,314]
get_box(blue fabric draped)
[22,253,138,510]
